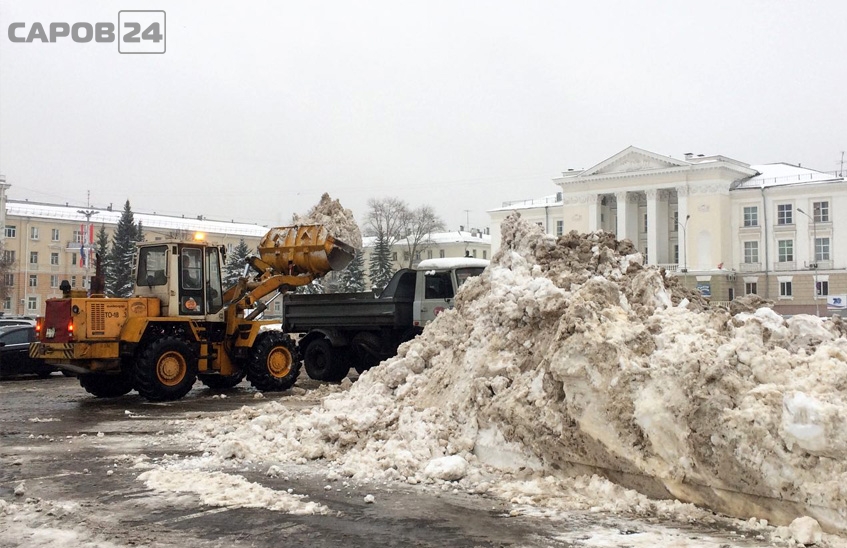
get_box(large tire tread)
[246,332,300,392]
[304,338,350,382]
[134,336,197,402]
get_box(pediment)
[581,146,689,177]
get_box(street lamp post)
[677,214,690,274]
[796,207,820,317]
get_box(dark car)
[0,325,56,379]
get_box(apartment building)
[0,191,267,316]
[489,146,847,316]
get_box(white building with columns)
[489,146,847,316]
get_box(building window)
[816,280,829,296]
[777,240,793,262]
[71,253,77,265]
[4,225,16,238]
[813,201,829,223]
[815,237,830,261]
[403,251,410,261]
[673,244,679,264]
[3,273,13,286]
[73,230,83,243]
[50,274,59,288]
[780,281,793,297]
[51,228,60,241]
[728,287,735,301]
[71,276,77,288]
[745,282,758,295]
[50,252,60,265]
[27,296,38,311]
[743,241,759,263]
[414,252,421,261]
[777,204,793,225]
[2,250,14,263]
[743,206,758,227]
[483,250,487,259]
[556,220,563,236]
[439,249,445,258]
[672,211,679,230]
[3,297,10,310]
[29,274,37,287]
[29,251,38,265]
[427,250,433,259]
[30,226,39,240]
[472,249,477,258]
[642,214,648,233]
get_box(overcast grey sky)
[1,1,845,232]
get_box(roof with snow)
[488,194,562,213]
[362,230,491,248]
[5,200,269,237]
[732,163,845,190]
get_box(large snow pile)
[190,214,847,533]
[292,192,362,249]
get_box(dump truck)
[284,258,489,382]
[29,225,355,401]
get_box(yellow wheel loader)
[30,225,354,401]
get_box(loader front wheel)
[246,332,300,392]
[79,371,134,398]
[134,337,197,401]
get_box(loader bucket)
[258,225,355,277]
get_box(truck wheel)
[199,370,246,390]
[78,371,134,398]
[304,339,349,382]
[134,337,198,402]
[247,332,300,392]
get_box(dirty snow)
[292,192,363,250]
[157,214,846,544]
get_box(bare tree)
[400,205,445,268]
[364,197,409,290]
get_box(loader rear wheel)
[199,369,246,390]
[78,371,134,398]
[246,332,300,392]
[134,337,197,402]
[304,339,350,382]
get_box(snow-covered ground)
[143,214,847,545]
[5,213,845,547]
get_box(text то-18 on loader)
[29,225,354,401]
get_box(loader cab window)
[181,249,203,290]
[205,247,223,314]
[424,271,454,300]
[179,248,204,315]
[136,246,168,287]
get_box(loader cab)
[134,242,224,319]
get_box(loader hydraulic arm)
[222,224,355,328]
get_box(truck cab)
[411,258,489,326]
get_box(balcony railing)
[774,261,796,271]
[739,262,761,272]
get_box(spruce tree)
[223,239,253,288]
[368,235,394,291]
[338,250,366,293]
[106,200,141,297]
[94,224,111,292]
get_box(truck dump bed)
[282,292,413,332]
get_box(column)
[587,194,601,232]
[615,192,629,241]
[676,186,690,271]
[646,189,659,265]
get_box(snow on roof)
[362,230,491,248]
[416,257,489,270]
[732,163,844,190]
[488,194,562,212]
[6,200,269,237]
